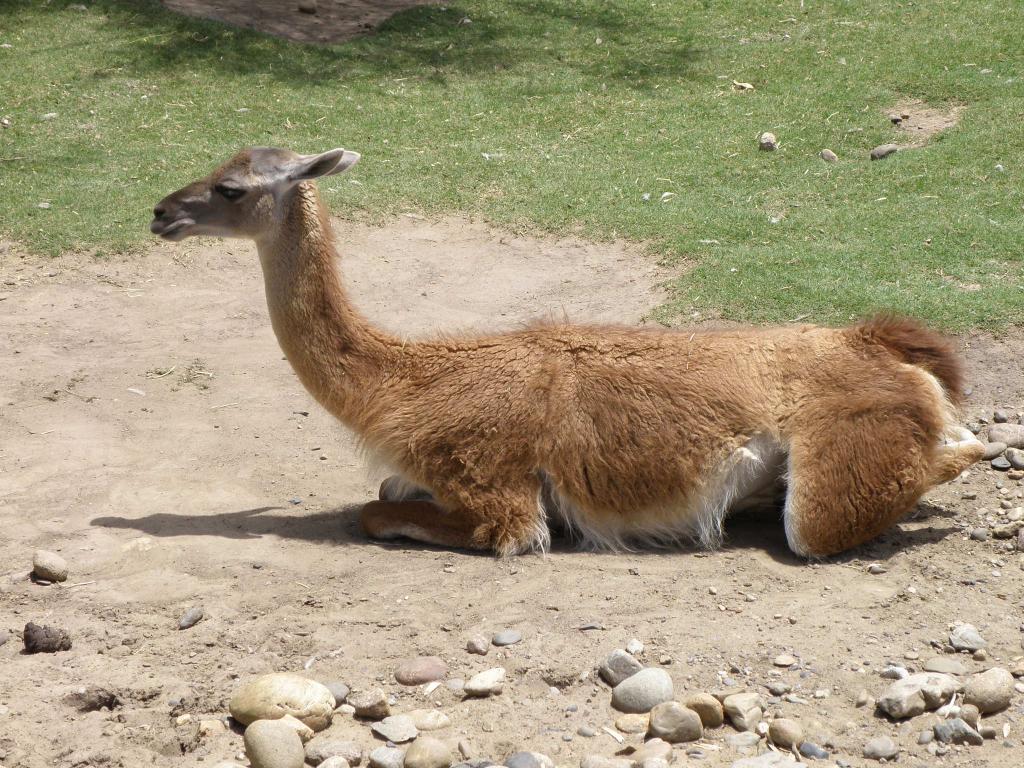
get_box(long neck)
[255,182,393,426]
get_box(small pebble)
[992,456,1012,471]
[491,629,522,647]
[178,606,204,630]
[863,735,898,760]
[465,668,505,697]
[395,656,448,686]
[798,742,828,760]
[773,653,797,667]
[758,132,778,151]
[819,149,838,162]
[466,636,489,655]
[371,715,418,743]
[970,527,989,541]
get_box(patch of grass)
[0,0,1021,329]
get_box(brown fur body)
[151,148,985,558]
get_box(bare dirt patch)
[887,99,964,147]
[161,0,434,44]
[1,216,1022,767]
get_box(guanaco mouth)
[150,217,194,241]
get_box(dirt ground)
[1,215,1023,768]
[161,0,435,44]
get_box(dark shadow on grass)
[13,0,700,86]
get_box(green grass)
[0,0,1022,329]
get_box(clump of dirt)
[887,99,964,146]
[161,0,433,44]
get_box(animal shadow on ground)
[91,498,958,561]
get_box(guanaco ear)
[286,149,361,182]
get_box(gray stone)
[395,657,448,686]
[988,423,1024,448]
[923,657,967,675]
[993,409,1010,423]
[683,692,724,727]
[466,636,489,655]
[600,650,643,687]
[960,703,981,729]
[726,732,762,751]
[505,753,552,768]
[768,718,803,749]
[863,736,898,760]
[348,688,390,720]
[304,736,362,766]
[298,1,318,14]
[404,737,451,768]
[369,747,403,768]
[324,681,350,707]
[950,624,987,652]
[1006,447,1024,469]
[819,149,838,163]
[32,550,68,582]
[647,701,702,743]
[491,630,522,647]
[934,718,983,745]
[964,667,1013,713]
[371,715,417,743]
[970,527,989,541]
[178,606,204,630]
[870,144,899,160]
[983,442,1007,460]
[465,668,505,697]
[918,730,933,745]
[611,668,674,713]
[626,639,644,656]
[244,720,305,768]
[230,674,336,730]
[758,132,778,151]
[798,743,828,760]
[723,692,763,731]
[876,672,962,719]
[992,456,1012,471]
[581,758,631,768]
[730,754,798,767]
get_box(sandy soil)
[161,0,435,44]
[1,216,1022,768]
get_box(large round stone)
[647,701,702,742]
[230,673,335,731]
[404,737,451,768]
[964,667,1013,714]
[611,668,673,713]
[683,693,724,728]
[395,657,448,686]
[244,719,305,768]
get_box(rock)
[297,1,317,14]
[465,668,505,697]
[726,732,762,751]
[881,664,909,679]
[683,692,724,728]
[970,527,989,541]
[611,668,674,713]
[244,719,305,768]
[766,682,790,696]
[798,742,827,760]
[647,701,702,742]
[407,709,451,731]
[867,563,887,574]
[466,636,489,655]
[600,650,644,686]
[923,657,967,675]
[722,692,763,732]
[863,736,898,761]
[23,622,71,653]
[983,442,1007,460]
[773,653,797,667]
[630,738,671,763]
[626,639,644,656]
[505,753,552,768]
[304,736,362,766]
[491,630,522,647]
[578,725,596,737]
[730,754,798,767]
[324,681,350,707]
[395,657,448,686]
[404,737,451,768]
[934,718,983,745]
[819,149,838,163]
[768,718,802,749]
[63,686,121,712]
[992,456,1012,471]
[758,132,778,151]
[876,672,962,719]
[960,703,981,728]
[614,713,649,733]
[321,760,352,768]
[348,688,390,719]
[988,423,1024,447]
[979,725,997,739]
[178,606,204,630]
[230,674,336,730]
[581,758,631,768]
[278,714,315,742]
[199,718,226,737]
[32,550,68,582]
[1006,447,1024,469]
[371,715,418,743]
[870,144,899,160]
[950,624,987,652]
[964,667,1013,713]
[993,520,1023,539]
[369,746,403,768]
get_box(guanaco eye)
[215,184,245,201]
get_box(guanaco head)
[150,147,360,242]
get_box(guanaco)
[151,147,984,558]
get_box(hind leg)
[361,486,547,556]
[782,416,935,557]
[928,426,985,485]
[378,475,434,502]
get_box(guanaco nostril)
[153,205,166,219]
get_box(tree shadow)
[14,0,700,86]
